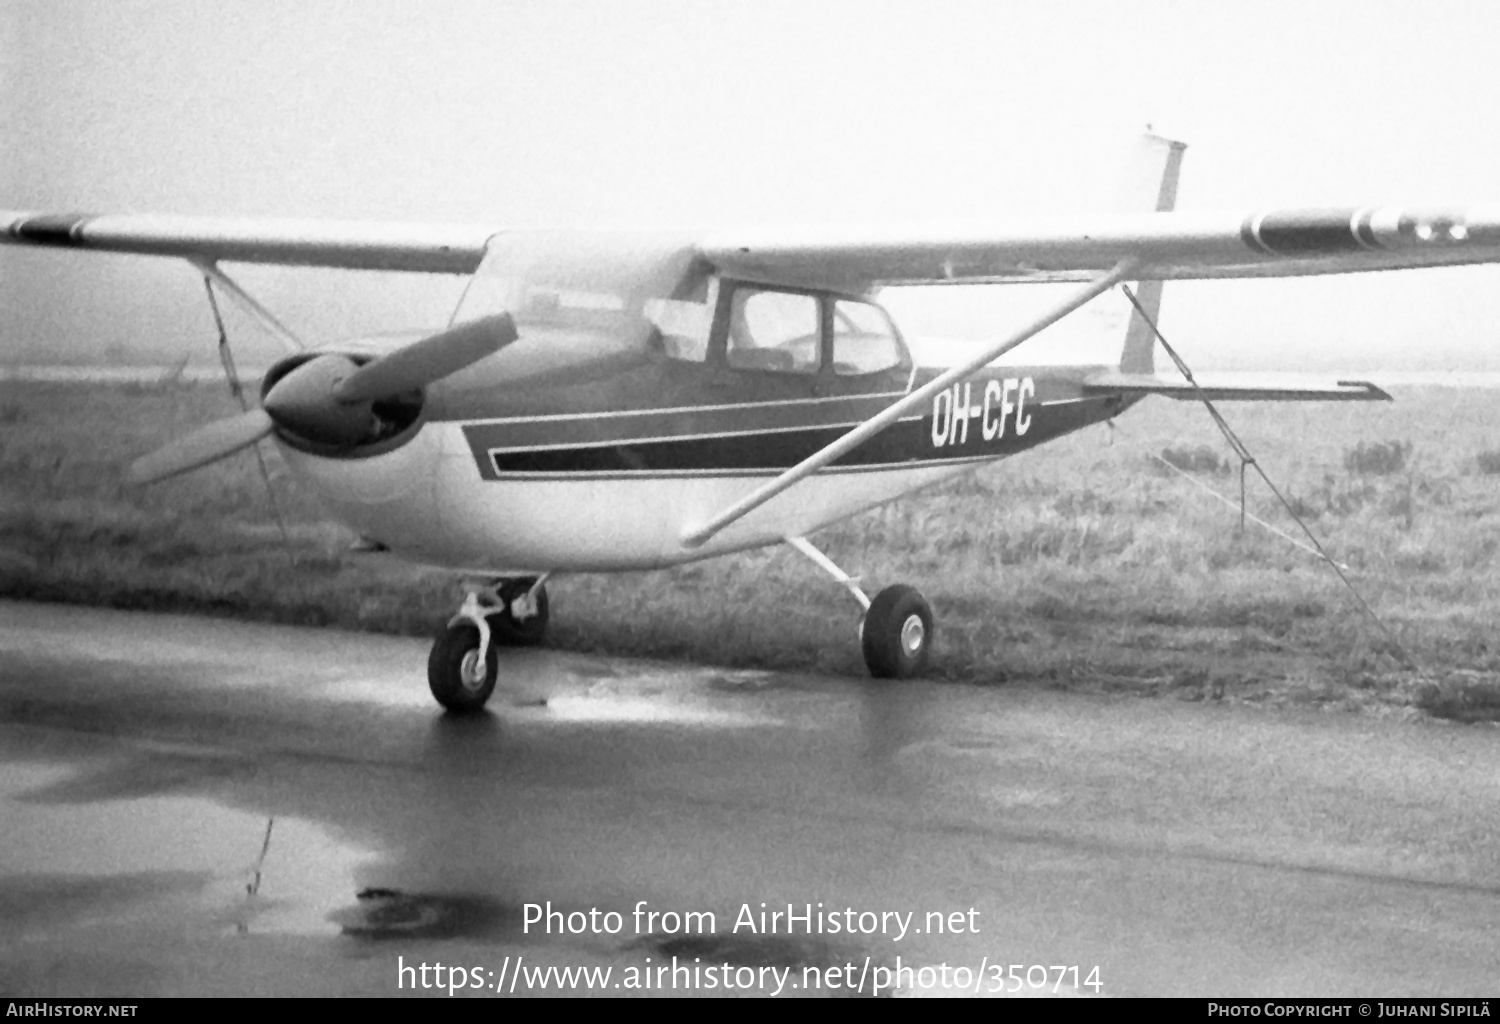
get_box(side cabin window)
[644,277,718,364]
[832,299,905,376]
[726,288,820,375]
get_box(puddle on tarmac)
[705,671,781,693]
[316,677,438,708]
[1,762,378,936]
[642,931,869,973]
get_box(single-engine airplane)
[6,135,1499,713]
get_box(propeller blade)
[125,408,275,485]
[335,313,517,403]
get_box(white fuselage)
[280,420,982,574]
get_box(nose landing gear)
[427,575,551,713]
[428,622,499,713]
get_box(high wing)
[0,212,492,274]
[703,207,1500,288]
[6,206,1500,284]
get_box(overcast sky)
[4,0,1500,371]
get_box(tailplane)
[1116,132,1186,374]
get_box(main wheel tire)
[491,579,549,647]
[861,584,934,679]
[428,623,498,714]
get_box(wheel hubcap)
[900,613,925,655]
[459,649,487,691]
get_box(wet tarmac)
[1,599,1498,997]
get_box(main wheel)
[491,578,549,647]
[861,584,934,679]
[427,623,498,714]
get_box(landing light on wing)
[125,313,518,485]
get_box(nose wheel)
[427,575,552,713]
[428,622,498,714]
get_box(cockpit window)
[832,299,905,376]
[516,286,628,331]
[726,288,820,375]
[644,277,718,363]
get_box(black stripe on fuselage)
[459,392,910,452]
[469,392,1123,479]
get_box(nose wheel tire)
[428,623,498,713]
[492,578,550,647]
[861,584,934,679]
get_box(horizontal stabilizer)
[1082,371,1391,402]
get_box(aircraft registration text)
[931,377,1034,448]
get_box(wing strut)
[679,258,1140,549]
[192,259,305,354]
[203,274,293,562]
[1118,284,1417,668]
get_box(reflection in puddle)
[543,667,788,726]
[2,761,377,936]
[333,888,519,941]
[542,693,772,726]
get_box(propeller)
[126,408,275,485]
[127,312,518,485]
[336,313,517,403]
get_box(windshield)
[453,230,706,348]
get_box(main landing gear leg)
[427,575,552,714]
[784,536,934,679]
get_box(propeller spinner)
[125,313,517,485]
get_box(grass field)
[3,377,1499,722]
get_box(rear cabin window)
[726,289,820,375]
[832,299,904,375]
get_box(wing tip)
[1334,380,1394,401]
